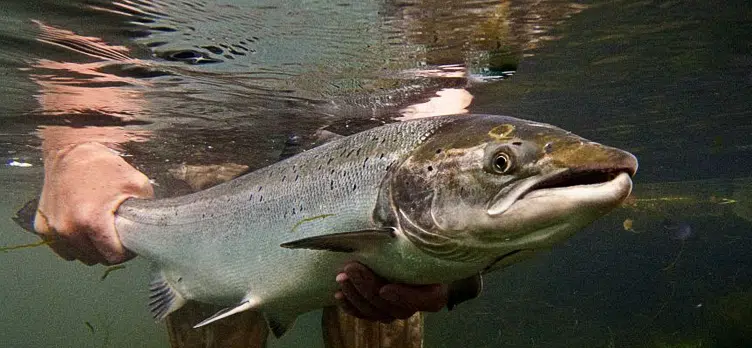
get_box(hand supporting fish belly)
[114,114,637,337]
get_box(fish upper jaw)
[487,144,637,217]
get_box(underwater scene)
[0,0,750,347]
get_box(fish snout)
[549,141,638,178]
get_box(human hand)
[334,261,448,323]
[34,142,154,265]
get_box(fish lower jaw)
[515,171,633,208]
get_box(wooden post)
[322,307,423,348]
[166,302,268,348]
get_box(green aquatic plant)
[0,240,50,253]
[290,213,335,232]
[100,265,126,281]
[84,321,95,334]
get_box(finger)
[337,273,393,323]
[343,262,417,319]
[334,291,368,319]
[379,283,448,313]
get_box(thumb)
[379,283,448,313]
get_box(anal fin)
[149,271,186,321]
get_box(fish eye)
[492,152,512,174]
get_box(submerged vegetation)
[0,239,49,253]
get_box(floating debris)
[662,220,693,271]
[623,218,637,233]
[664,220,693,241]
[7,160,32,167]
[100,265,126,281]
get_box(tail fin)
[12,198,39,234]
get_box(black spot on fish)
[295,174,299,181]
[356,148,361,156]
[330,180,334,190]
[436,148,443,154]
[380,138,386,144]
[327,158,333,165]
[177,277,182,282]
[151,26,178,32]
[259,195,264,202]
[258,186,263,192]
[379,153,385,159]
[249,194,253,201]
[282,175,286,182]
[544,143,553,153]
[352,184,357,191]
[363,158,368,168]
[292,208,296,215]
[427,166,433,172]
[330,169,335,175]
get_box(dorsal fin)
[148,272,186,321]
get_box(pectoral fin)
[149,271,186,321]
[280,228,395,253]
[193,300,256,328]
[447,274,483,310]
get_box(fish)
[114,114,638,337]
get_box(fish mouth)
[487,165,636,216]
[528,165,635,196]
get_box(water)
[1,0,750,347]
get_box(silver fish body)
[116,114,637,336]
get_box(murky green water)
[1,0,750,347]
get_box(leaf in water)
[100,265,126,281]
[0,240,50,253]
